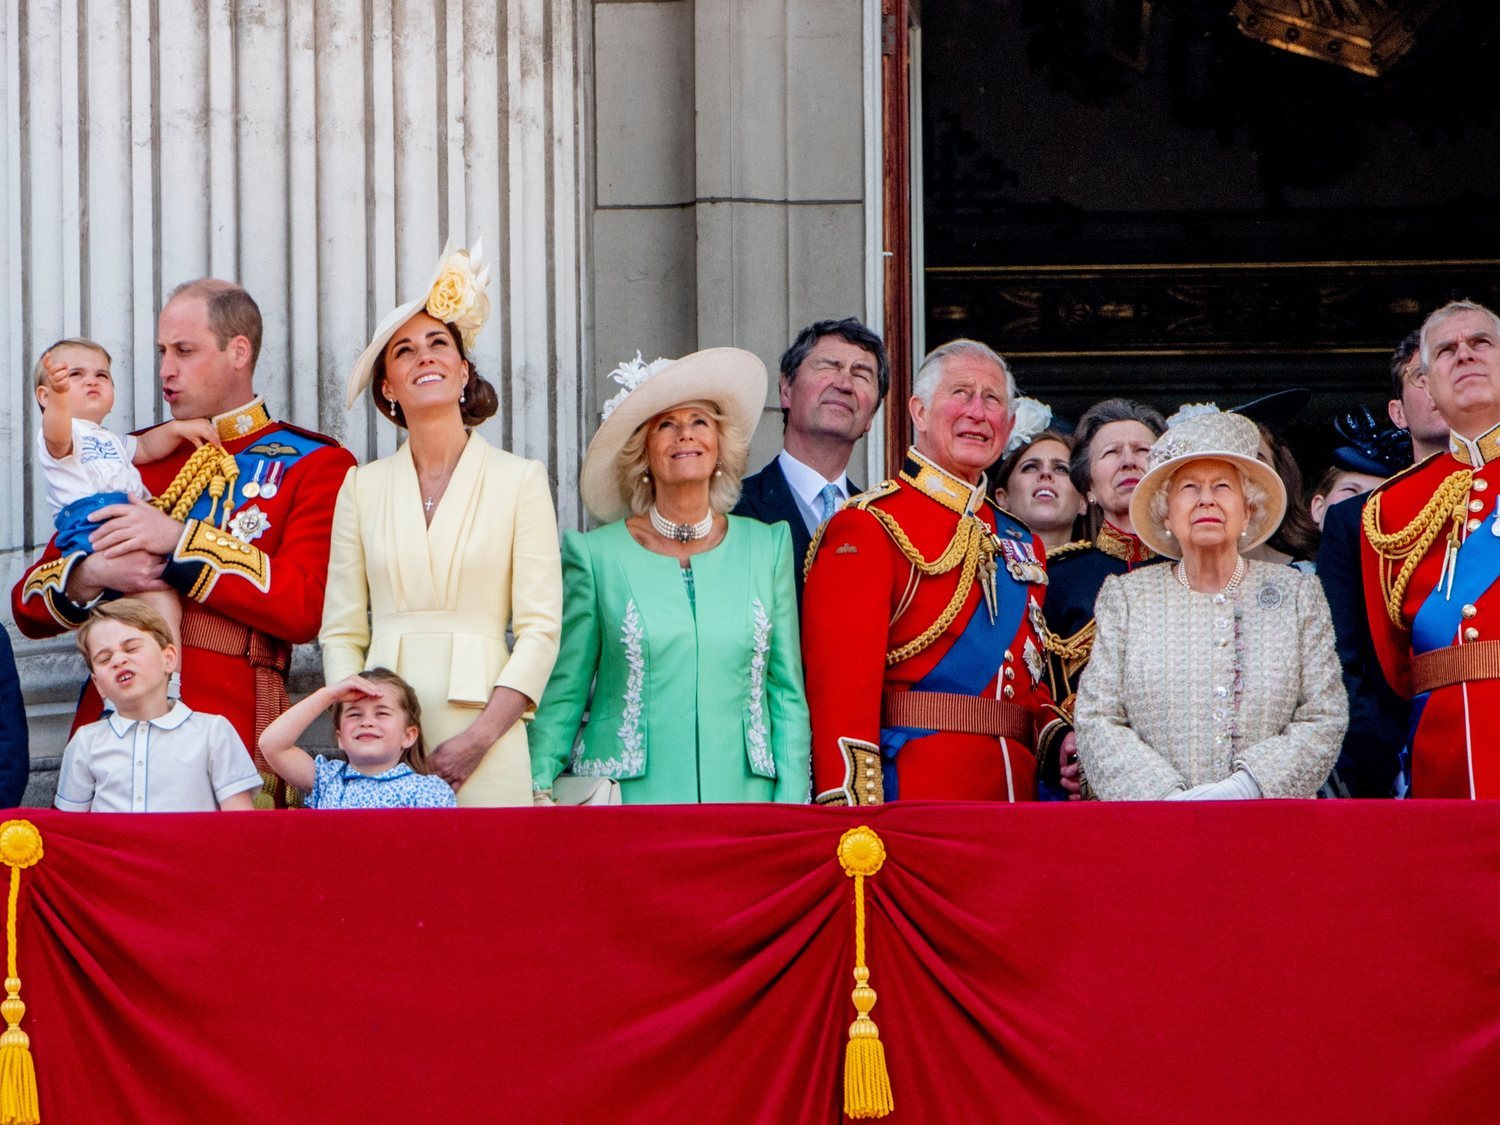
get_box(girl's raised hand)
[324,675,386,704]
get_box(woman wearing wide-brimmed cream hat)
[527,348,811,805]
[319,239,562,807]
[1074,409,1346,801]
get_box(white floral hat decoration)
[579,347,767,523]
[1003,396,1054,456]
[345,237,492,410]
[1128,409,1287,560]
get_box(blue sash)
[1411,510,1500,655]
[880,522,1033,796]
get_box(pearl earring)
[1163,528,1173,538]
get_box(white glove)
[1165,770,1262,801]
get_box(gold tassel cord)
[838,826,893,1119]
[1363,471,1472,630]
[150,445,241,528]
[0,820,42,1125]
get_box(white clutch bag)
[550,776,622,806]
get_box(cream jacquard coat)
[1075,560,1347,800]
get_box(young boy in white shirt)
[54,599,261,812]
[32,339,217,686]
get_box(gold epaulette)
[847,479,901,510]
[1045,539,1093,562]
[1363,464,1472,630]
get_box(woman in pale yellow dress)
[320,240,562,806]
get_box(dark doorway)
[920,0,1500,469]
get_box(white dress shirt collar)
[777,449,849,510]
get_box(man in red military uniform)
[803,339,1070,804]
[13,279,355,806]
[1361,299,1500,798]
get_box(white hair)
[1419,299,1500,370]
[1148,461,1272,544]
[912,339,1018,408]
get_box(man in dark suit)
[734,319,888,600]
[1318,330,1449,796]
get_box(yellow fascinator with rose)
[345,238,491,409]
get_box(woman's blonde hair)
[614,400,749,517]
[331,666,432,774]
[1149,460,1271,545]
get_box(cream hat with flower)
[1128,409,1287,560]
[345,238,491,409]
[579,348,767,523]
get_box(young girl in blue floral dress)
[259,669,456,809]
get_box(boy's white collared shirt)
[54,701,261,812]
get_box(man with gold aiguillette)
[13,280,355,807]
[803,339,1071,804]
[1361,300,1500,798]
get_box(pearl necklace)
[1176,556,1247,596]
[649,504,713,542]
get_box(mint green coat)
[528,517,811,804]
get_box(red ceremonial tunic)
[1361,428,1500,798]
[803,450,1065,802]
[13,398,355,802]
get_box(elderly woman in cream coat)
[320,241,562,807]
[527,349,810,805]
[1075,410,1346,800]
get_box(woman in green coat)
[529,348,811,804]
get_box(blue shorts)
[54,491,130,556]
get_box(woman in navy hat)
[1308,408,1412,530]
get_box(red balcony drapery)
[16,802,1500,1123]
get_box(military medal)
[997,537,1046,586]
[242,460,265,499]
[1022,636,1045,687]
[260,461,285,499]
[228,505,272,542]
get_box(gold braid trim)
[150,445,241,527]
[1362,469,1472,630]
[864,508,991,666]
[1044,619,1096,663]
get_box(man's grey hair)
[912,339,1017,408]
[1419,299,1500,370]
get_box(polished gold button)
[1003,667,1016,681]
[1468,519,1482,533]
[1004,649,1014,662]
[1476,479,1490,492]
[1465,627,1480,642]
[1471,499,1486,513]
[1002,685,1015,699]
[1463,604,1478,619]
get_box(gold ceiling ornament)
[1231,0,1443,77]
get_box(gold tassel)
[0,821,43,1125]
[151,445,240,528]
[838,826,892,1119]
